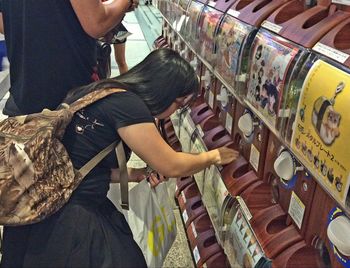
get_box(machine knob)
[238,112,256,138]
[327,215,350,256]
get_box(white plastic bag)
[108,180,177,267]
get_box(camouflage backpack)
[0,88,129,226]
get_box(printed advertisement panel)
[292,60,350,206]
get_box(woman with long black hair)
[1,48,237,268]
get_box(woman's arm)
[118,123,238,178]
[110,167,148,183]
[70,0,132,38]
[0,14,4,34]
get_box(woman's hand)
[208,147,239,166]
[147,172,166,188]
[110,168,147,183]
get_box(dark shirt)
[62,91,154,203]
[1,0,97,115]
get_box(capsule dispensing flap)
[327,215,350,256]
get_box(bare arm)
[70,0,130,38]
[0,13,4,34]
[110,167,147,183]
[118,123,238,178]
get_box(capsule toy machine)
[285,84,350,266]
[220,195,271,268]
[194,0,239,135]
[262,0,349,49]
[158,0,179,45]
[196,0,237,66]
[290,57,350,217]
[157,0,172,20]
[300,184,350,268]
[245,0,349,129]
[312,13,350,72]
[171,0,192,52]
[218,1,348,266]
[194,2,296,255]
[171,51,202,155]
[183,0,208,50]
[215,15,256,96]
[224,0,292,100]
[189,84,236,234]
[236,0,338,209]
[217,0,295,186]
[275,27,350,267]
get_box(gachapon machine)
[300,184,350,268]
[165,0,180,28]
[313,14,350,70]
[220,196,272,268]
[262,0,349,49]
[215,1,296,182]
[170,0,192,52]
[290,58,350,213]
[244,29,306,132]
[183,0,208,49]
[196,0,237,66]
[271,53,350,267]
[215,17,256,97]
[244,1,349,132]
[221,0,292,100]
[158,0,172,19]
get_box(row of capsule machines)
[156,0,350,267]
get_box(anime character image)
[312,82,344,145]
[320,160,328,176]
[247,33,297,126]
[335,176,343,192]
[327,168,335,184]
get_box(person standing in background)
[113,29,129,74]
[0,0,138,116]
[102,0,130,75]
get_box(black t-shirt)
[1,0,97,114]
[62,91,154,202]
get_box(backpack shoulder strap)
[68,88,126,114]
[78,140,129,210]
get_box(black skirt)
[1,198,147,268]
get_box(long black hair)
[63,48,200,116]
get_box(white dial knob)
[180,46,188,57]
[238,113,255,138]
[201,70,211,88]
[216,86,229,107]
[274,150,295,181]
[327,215,350,256]
[190,57,198,70]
